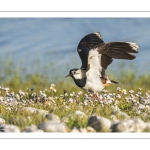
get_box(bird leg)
[90,92,98,101]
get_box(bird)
[66,32,139,94]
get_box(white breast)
[84,48,104,92]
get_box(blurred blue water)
[0,18,149,80]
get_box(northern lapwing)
[66,32,139,94]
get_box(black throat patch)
[73,77,86,88]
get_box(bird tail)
[101,78,118,87]
[100,42,139,60]
[110,80,118,84]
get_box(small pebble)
[45,113,61,123]
[111,117,146,132]
[0,118,5,124]
[70,127,80,133]
[38,120,69,132]
[139,104,145,110]
[0,124,20,132]
[22,124,44,132]
[88,115,111,132]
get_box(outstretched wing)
[77,32,104,69]
[97,42,139,60]
[77,32,139,82]
[99,41,139,79]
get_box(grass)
[0,60,150,131]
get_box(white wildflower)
[22,100,26,103]
[129,90,134,94]
[137,91,142,95]
[84,93,89,98]
[11,92,15,97]
[0,96,3,101]
[135,94,139,97]
[83,100,88,105]
[116,94,121,99]
[4,88,9,92]
[122,89,127,94]
[145,92,150,98]
[15,94,20,100]
[68,98,74,103]
[50,86,54,90]
[50,86,57,92]
[132,99,137,103]
[99,100,103,104]
[106,95,111,99]
[50,83,55,87]
[7,98,11,102]
[70,93,73,97]
[19,90,25,96]
[130,94,135,99]
[32,92,36,97]
[48,96,53,101]
[78,91,83,95]
[39,90,42,94]
[113,93,116,96]
[90,93,93,97]
[102,89,108,93]
[108,93,113,96]
[5,107,11,111]
[53,89,57,92]
[99,95,103,99]
[108,99,113,104]
[60,94,64,98]
[139,88,142,91]
[27,116,31,120]
[64,93,68,97]
[117,87,121,91]
[114,100,119,105]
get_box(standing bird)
[66,32,139,94]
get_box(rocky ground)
[0,85,150,132]
[0,111,150,132]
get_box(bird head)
[65,69,83,80]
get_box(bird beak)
[65,74,70,78]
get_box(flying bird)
[66,32,139,93]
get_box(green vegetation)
[0,60,150,131]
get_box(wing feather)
[97,42,139,60]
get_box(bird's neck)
[73,77,86,88]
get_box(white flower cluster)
[50,83,57,92]
[0,84,150,115]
